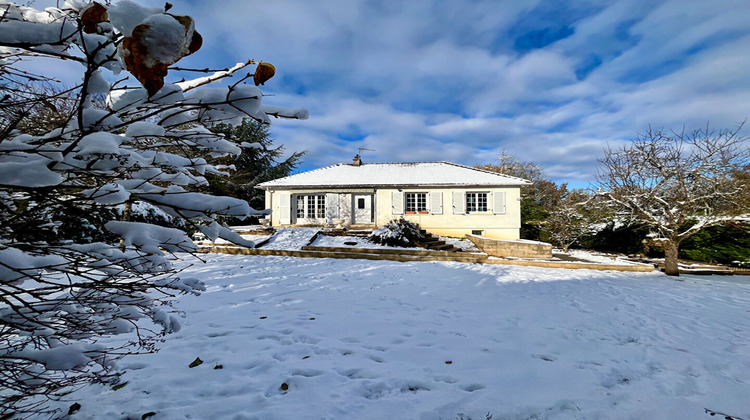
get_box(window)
[295,194,326,219]
[296,195,305,218]
[405,193,427,212]
[316,195,325,218]
[466,192,488,213]
[357,198,366,209]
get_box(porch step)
[427,243,454,251]
[417,230,460,253]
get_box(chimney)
[352,154,362,166]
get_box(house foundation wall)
[422,228,519,240]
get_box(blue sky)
[43,0,750,187]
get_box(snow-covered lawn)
[58,254,750,419]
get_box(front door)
[353,194,373,224]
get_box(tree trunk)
[663,239,680,276]
[119,200,132,252]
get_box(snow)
[121,183,255,219]
[1,1,310,413]
[79,108,124,131]
[258,227,320,250]
[104,221,196,254]
[51,254,750,419]
[16,343,105,371]
[82,182,130,204]
[257,162,532,189]
[107,0,163,37]
[75,131,123,155]
[86,70,110,94]
[564,249,638,266]
[106,87,148,111]
[125,121,166,137]
[136,14,196,68]
[0,20,77,45]
[310,234,412,250]
[0,247,68,284]
[260,104,310,120]
[175,61,251,92]
[0,156,63,187]
[439,236,479,251]
[198,222,257,248]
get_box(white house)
[255,156,531,240]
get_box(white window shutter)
[493,191,506,214]
[429,192,443,214]
[278,192,291,224]
[452,191,465,215]
[325,193,340,223]
[392,191,404,215]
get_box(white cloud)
[17,0,750,186]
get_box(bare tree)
[0,1,306,416]
[476,148,545,182]
[477,149,563,240]
[596,123,749,276]
[545,189,606,252]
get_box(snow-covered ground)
[562,249,640,266]
[310,233,406,249]
[309,233,479,251]
[54,254,750,420]
[255,227,320,250]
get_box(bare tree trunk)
[664,239,680,276]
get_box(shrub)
[368,218,427,247]
[679,222,750,265]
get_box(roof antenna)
[353,147,375,167]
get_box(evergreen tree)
[206,120,305,212]
[477,150,565,241]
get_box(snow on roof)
[256,162,531,189]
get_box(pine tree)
[205,120,305,212]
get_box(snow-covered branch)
[596,123,749,275]
[0,0,307,415]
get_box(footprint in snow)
[257,334,281,341]
[532,353,557,362]
[336,368,379,380]
[462,384,485,392]
[205,330,233,338]
[367,355,385,363]
[293,335,320,344]
[432,375,458,384]
[291,369,324,378]
[364,345,389,352]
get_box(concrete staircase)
[418,230,461,252]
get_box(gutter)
[255,182,531,190]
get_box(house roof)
[256,161,531,189]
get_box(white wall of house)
[264,186,522,240]
[265,188,374,227]
[375,187,521,240]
